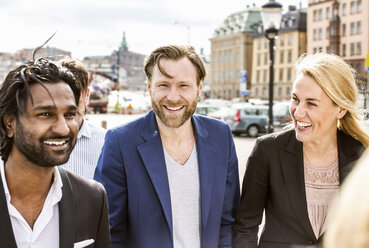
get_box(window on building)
[319,9,323,20]
[213,71,216,81]
[357,21,361,34]
[357,42,361,55]
[229,70,233,80]
[278,87,282,96]
[342,23,346,36]
[280,36,285,47]
[351,1,356,14]
[255,87,259,96]
[313,10,317,21]
[286,86,291,96]
[357,0,362,12]
[257,70,260,83]
[279,69,284,82]
[264,53,268,65]
[288,19,294,27]
[213,54,217,65]
[342,44,346,56]
[218,52,222,64]
[280,51,284,64]
[342,3,347,15]
[319,28,323,40]
[326,7,330,19]
[236,51,240,62]
[313,29,317,40]
[326,27,330,39]
[350,43,355,56]
[263,70,267,82]
[288,34,293,45]
[287,68,292,81]
[356,63,361,75]
[257,54,261,66]
[257,40,261,49]
[262,87,266,96]
[351,22,355,35]
[265,39,268,49]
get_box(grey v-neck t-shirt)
[164,143,201,248]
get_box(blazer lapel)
[0,172,17,248]
[137,111,173,234]
[279,131,316,240]
[58,167,75,248]
[192,116,217,235]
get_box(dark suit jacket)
[94,110,240,248]
[234,129,365,248]
[0,167,111,248]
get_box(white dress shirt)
[62,119,106,179]
[0,160,62,248]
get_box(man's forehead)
[27,81,76,107]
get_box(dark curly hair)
[0,57,81,161]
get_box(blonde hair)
[324,149,369,248]
[296,53,369,147]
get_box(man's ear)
[147,80,151,92]
[85,88,90,105]
[3,114,15,138]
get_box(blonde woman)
[324,149,369,248]
[234,53,368,248]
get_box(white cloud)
[0,0,308,59]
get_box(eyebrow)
[32,105,78,112]
[292,93,320,102]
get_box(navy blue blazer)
[94,110,240,248]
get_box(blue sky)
[0,0,308,59]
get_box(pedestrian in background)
[0,57,110,247]
[59,58,106,179]
[94,45,240,248]
[324,148,369,248]
[234,53,368,248]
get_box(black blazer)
[0,167,110,248]
[234,129,365,248]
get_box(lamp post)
[261,0,283,134]
[174,20,190,45]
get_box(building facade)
[251,6,307,101]
[307,0,368,85]
[110,32,146,90]
[209,4,261,100]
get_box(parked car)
[195,103,222,116]
[273,101,292,129]
[229,104,268,137]
[207,107,236,123]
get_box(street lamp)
[261,0,283,134]
[174,20,190,45]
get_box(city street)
[86,113,257,182]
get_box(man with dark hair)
[0,58,110,247]
[59,58,106,179]
[94,45,240,248]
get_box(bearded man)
[0,58,110,248]
[94,45,240,248]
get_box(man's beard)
[14,120,77,167]
[151,94,199,128]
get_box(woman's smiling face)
[289,73,344,145]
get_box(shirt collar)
[77,118,92,139]
[0,160,63,204]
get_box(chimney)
[288,5,296,11]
